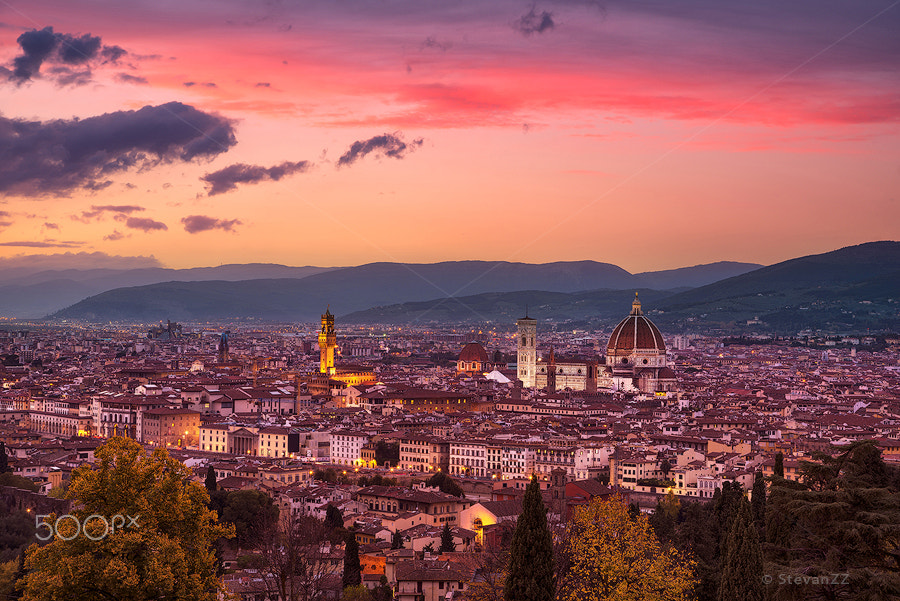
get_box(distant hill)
[342,288,679,325]
[0,264,334,318]
[634,261,762,290]
[47,260,759,323]
[655,241,900,332]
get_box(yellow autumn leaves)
[558,494,696,601]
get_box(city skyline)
[1,1,899,272]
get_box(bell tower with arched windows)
[516,313,537,388]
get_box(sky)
[0,0,898,273]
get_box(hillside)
[48,260,758,323]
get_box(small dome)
[607,293,666,354]
[459,342,489,363]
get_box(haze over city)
[2,1,899,272]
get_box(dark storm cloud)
[8,27,126,84]
[202,160,311,195]
[181,215,242,233]
[125,217,167,232]
[515,6,555,35]
[0,102,237,197]
[116,72,148,84]
[337,133,424,166]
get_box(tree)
[659,458,672,480]
[259,515,335,601]
[343,534,362,589]
[648,490,680,546]
[717,498,763,601]
[204,465,216,492]
[20,436,233,601]
[326,504,345,530]
[372,575,393,601]
[0,473,37,492]
[209,489,278,549]
[391,530,404,550]
[0,442,11,473]
[773,452,784,479]
[466,522,515,601]
[440,523,456,553]
[558,494,696,601]
[426,472,464,498]
[504,476,554,601]
[341,585,373,601]
[766,441,900,600]
[750,470,765,537]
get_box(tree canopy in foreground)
[20,437,233,601]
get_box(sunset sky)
[1,0,898,273]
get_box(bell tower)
[516,312,537,388]
[319,306,336,375]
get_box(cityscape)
[1,1,900,600]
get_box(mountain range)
[42,260,759,323]
[14,241,900,333]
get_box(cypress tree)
[0,441,10,473]
[750,470,765,538]
[773,452,784,479]
[326,504,344,530]
[204,465,216,492]
[342,533,362,589]
[717,498,764,601]
[440,522,456,553]
[504,476,555,601]
[391,529,404,549]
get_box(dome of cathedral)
[458,342,489,363]
[607,293,666,354]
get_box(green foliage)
[426,472,464,498]
[717,498,764,601]
[204,465,216,492]
[325,504,345,530]
[391,529,404,549]
[636,478,676,488]
[342,534,362,589]
[648,491,680,546]
[440,523,456,553]
[0,442,10,473]
[750,470,765,538]
[660,458,672,478]
[209,489,278,549]
[375,441,399,467]
[372,575,393,601]
[504,476,554,601]
[0,473,38,492]
[315,468,338,483]
[341,584,373,601]
[765,440,900,600]
[236,553,267,569]
[423,542,436,554]
[20,437,233,601]
[0,511,34,563]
